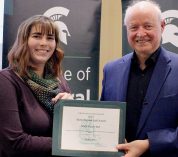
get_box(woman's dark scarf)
[23,67,61,116]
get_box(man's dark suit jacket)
[101,47,178,157]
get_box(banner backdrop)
[3,0,101,100]
[122,0,178,55]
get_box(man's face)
[126,7,164,57]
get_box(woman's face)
[27,26,56,68]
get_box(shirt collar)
[132,47,161,66]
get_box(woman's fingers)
[51,92,73,104]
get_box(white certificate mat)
[61,106,120,151]
[52,100,126,157]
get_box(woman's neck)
[32,65,45,78]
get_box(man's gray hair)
[124,0,162,25]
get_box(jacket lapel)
[116,54,132,101]
[136,48,171,136]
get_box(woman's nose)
[40,36,48,45]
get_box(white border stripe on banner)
[0,0,4,69]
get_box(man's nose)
[136,28,146,37]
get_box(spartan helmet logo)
[44,7,71,45]
[162,10,178,48]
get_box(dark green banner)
[3,0,101,100]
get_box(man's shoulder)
[161,47,178,62]
[166,50,178,59]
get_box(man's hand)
[117,139,149,157]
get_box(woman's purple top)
[0,68,70,157]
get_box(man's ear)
[161,19,166,32]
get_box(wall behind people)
[2,0,178,97]
[99,0,122,96]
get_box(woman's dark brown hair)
[8,15,64,77]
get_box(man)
[100,0,178,157]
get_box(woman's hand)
[51,92,73,103]
[116,139,149,157]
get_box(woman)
[0,15,72,157]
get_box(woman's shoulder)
[0,68,24,85]
[0,68,13,77]
[0,68,16,79]
[0,68,30,97]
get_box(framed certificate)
[52,100,126,157]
